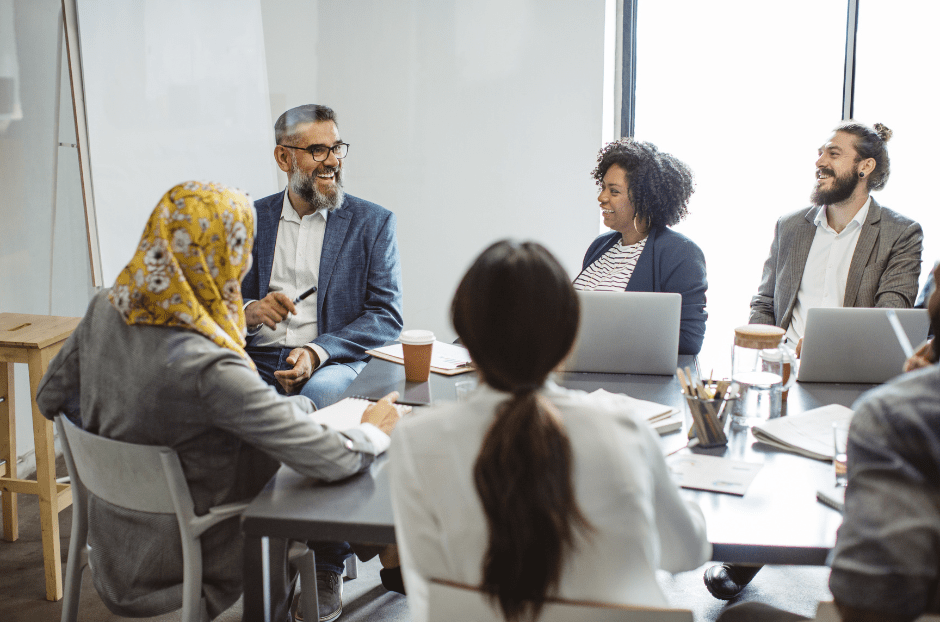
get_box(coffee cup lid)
[399,329,435,345]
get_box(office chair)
[56,415,317,622]
[427,579,693,622]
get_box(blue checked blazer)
[242,191,404,370]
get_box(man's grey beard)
[290,165,345,212]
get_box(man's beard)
[290,164,345,212]
[810,165,860,206]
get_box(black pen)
[292,285,318,305]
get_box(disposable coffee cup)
[399,330,435,382]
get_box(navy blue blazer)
[579,227,708,355]
[242,191,404,370]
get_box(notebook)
[310,397,412,431]
[797,307,929,384]
[563,291,681,375]
[751,403,854,461]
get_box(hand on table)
[903,339,937,373]
[361,391,404,435]
[274,347,318,394]
[245,292,297,330]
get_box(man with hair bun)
[705,121,924,600]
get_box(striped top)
[573,237,647,292]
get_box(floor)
[0,455,831,621]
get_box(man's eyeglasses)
[278,142,350,162]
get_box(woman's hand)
[361,391,405,435]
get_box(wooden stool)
[0,313,82,601]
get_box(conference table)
[241,355,874,620]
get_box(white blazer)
[389,381,711,622]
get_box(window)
[854,2,940,285]
[633,0,846,370]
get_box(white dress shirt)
[389,381,711,622]
[787,197,871,344]
[251,191,329,366]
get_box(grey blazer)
[36,291,384,618]
[749,198,923,328]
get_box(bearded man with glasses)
[240,104,404,621]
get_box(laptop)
[797,307,930,384]
[563,291,681,375]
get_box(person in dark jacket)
[574,139,707,355]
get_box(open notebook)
[311,397,412,430]
[752,404,854,461]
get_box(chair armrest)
[189,502,250,536]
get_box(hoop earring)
[633,215,649,234]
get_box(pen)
[885,309,914,359]
[292,285,318,305]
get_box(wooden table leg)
[0,361,16,541]
[28,346,64,601]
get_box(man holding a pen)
[241,104,403,409]
[241,104,404,620]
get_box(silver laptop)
[797,307,930,384]
[563,291,681,375]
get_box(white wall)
[261,0,607,342]
[0,0,93,473]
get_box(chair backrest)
[57,415,184,514]
[427,580,693,622]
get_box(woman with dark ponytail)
[389,240,710,622]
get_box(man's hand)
[245,292,297,330]
[361,391,405,435]
[795,337,803,359]
[274,347,318,394]
[903,338,937,373]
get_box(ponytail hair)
[452,240,591,621]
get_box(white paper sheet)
[667,454,762,496]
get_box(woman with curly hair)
[574,139,707,354]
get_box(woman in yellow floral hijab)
[108,181,255,363]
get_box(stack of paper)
[752,404,854,461]
[589,389,682,436]
[310,397,412,431]
[366,342,475,376]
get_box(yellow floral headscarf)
[108,181,256,365]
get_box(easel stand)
[0,313,81,601]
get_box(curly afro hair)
[592,139,694,229]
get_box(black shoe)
[301,569,341,622]
[703,564,752,600]
[379,566,406,595]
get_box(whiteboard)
[74,0,278,285]
[303,0,607,340]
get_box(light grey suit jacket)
[36,291,384,618]
[749,198,923,328]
